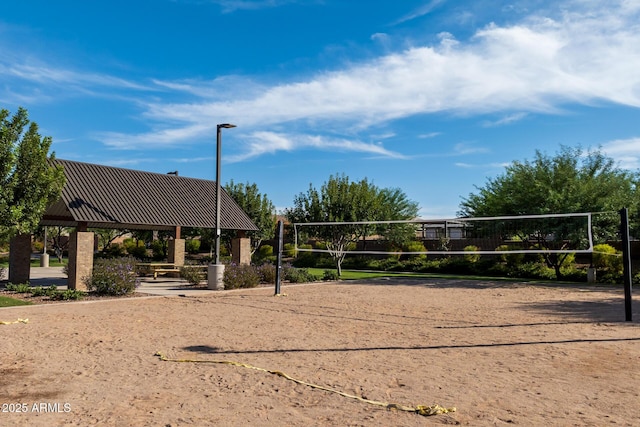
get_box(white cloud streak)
[131,0,640,160]
[5,1,640,162]
[226,131,407,162]
[208,0,318,13]
[0,61,152,92]
[394,0,448,25]
[482,112,529,127]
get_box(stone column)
[67,231,95,291]
[168,239,185,266]
[9,233,32,284]
[231,237,251,265]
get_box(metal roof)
[40,159,259,231]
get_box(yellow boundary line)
[0,318,29,325]
[154,351,455,417]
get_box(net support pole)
[620,208,633,322]
[275,220,284,296]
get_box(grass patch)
[0,257,67,268]
[308,268,578,283]
[30,258,67,267]
[308,268,501,281]
[0,295,33,307]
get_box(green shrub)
[127,244,148,260]
[31,285,82,300]
[463,245,481,263]
[6,283,31,293]
[123,239,146,257]
[84,257,140,295]
[592,244,622,273]
[292,244,317,267]
[559,252,576,266]
[223,263,261,289]
[283,264,319,283]
[256,263,276,284]
[400,256,430,272]
[258,245,274,258]
[322,269,339,281]
[509,262,556,280]
[367,257,402,271]
[559,263,587,282]
[284,243,296,258]
[50,289,85,301]
[104,243,126,258]
[30,286,46,297]
[150,240,166,261]
[403,241,427,260]
[185,239,201,254]
[30,285,58,297]
[179,262,206,286]
[496,245,525,266]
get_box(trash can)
[207,264,225,290]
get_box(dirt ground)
[1,278,639,426]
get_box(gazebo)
[8,159,258,289]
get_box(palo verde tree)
[1,107,65,238]
[287,174,419,276]
[223,180,276,256]
[459,146,639,279]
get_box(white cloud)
[454,143,489,155]
[482,112,528,127]
[418,132,441,139]
[226,131,407,162]
[0,56,155,106]
[0,61,151,91]
[455,161,509,169]
[96,123,212,149]
[209,0,318,13]
[135,1,640,154]
[601,137,640,169]
[394,0,448,25]
[9,0,637,162]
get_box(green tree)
[374,187,420,248]
[0,107,65,237]
[287,174,419,276]
[224,180,276,256]
[459,146,639,279]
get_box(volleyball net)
[293,212,598,257]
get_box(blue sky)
[2,0,639,218]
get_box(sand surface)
[1,278,639,426]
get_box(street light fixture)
[215,123,236,266]
[209,123,236,290]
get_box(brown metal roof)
[40,159,259,231]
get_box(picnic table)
[136,263,208,280]
[136,263,180,279]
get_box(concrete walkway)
[2,266,218,297]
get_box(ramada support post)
[232,230,251,265]
[67,222,94,291]
[167,225,185,267]
[9,233,32,284]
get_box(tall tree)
[287,174,419,276]
[224,180,276,256]
[0,107,65,237]
[459,146,639,278]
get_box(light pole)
[209,123,236,290]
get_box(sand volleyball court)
[1,279,639,426]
